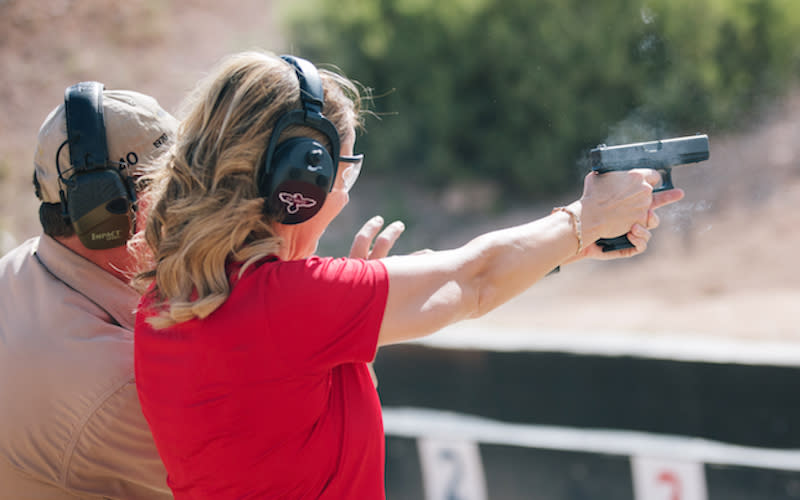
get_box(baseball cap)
[33,87,179,203]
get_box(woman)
[133,51,682,499]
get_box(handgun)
[589,134,710,252]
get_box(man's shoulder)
[0,236,40,276]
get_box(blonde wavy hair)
[133,51,364,328]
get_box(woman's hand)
[349,216,406,260]
[563,176,685,263]
[579,169,660,240]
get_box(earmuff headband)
[263,56,341,170]
[284,56,325,114]
[64,82,110,173]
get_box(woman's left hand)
[349,215,406,388]
[349,215,406,260]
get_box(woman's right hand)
[565,168,684,261]
[579,169,661,241]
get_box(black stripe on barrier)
[375,344,800,449]
[479,442,634,500]
[705,464,800,500]
[385,436,425,500]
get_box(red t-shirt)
[135,256,389,499]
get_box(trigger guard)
[654,169,674,192]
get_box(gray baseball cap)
[33,88,178,203]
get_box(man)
[0,83,177,499]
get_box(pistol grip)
[595,235,635,252]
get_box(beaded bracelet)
[552,205,584,255]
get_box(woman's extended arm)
[377,169,683,346]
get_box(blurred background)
[2,0,800,498]
[1,0,798,339]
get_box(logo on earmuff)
[278,192,317,214]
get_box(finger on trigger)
[369,221,406,259]
[635,168,662,189]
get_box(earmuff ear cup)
[67,169,134,249]
[259,55,342,224]
[264,138,335,224]
[61,81,136,249]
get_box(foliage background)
[287,0,800,198]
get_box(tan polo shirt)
[0,235,171,499]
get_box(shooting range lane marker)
[382,407,800,472]
[405,323,800,366]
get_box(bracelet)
[552,206,583,255]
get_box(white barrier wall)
[377,327,800,499]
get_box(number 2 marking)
[439,448,465,500]
[657,470,682,500]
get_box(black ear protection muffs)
[257,55,341,224]
[57,81,136,250]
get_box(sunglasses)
[337,154,363,193]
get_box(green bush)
[286,0,800,197]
